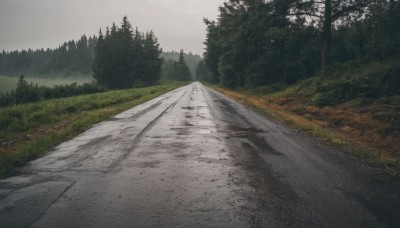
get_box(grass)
[209,85,400,176]
[0,82,186,177]
[0,75,93,93]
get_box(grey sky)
[0,0,225,55]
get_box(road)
[1,82,399,227]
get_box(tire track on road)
[109,89,190,170]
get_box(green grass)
[0,76,93,94]
[0,82,186,177]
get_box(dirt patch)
[0,121,72,156]
[279,96,400,162]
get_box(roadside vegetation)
[0,82,186,177]
[0,76,92,94]
[210,61,400,175]
[0,75,104,107]
[0,16,194,177]
[199,0,400,174]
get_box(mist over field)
[0,0,225,55]
[0,1,400,227]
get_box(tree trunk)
[321,0,332,75]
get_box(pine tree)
[175,50,192,81]
[142,31,162,85]
[92,16,162,89]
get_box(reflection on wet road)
[1,82,399,227]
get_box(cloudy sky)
[0,0,225,55]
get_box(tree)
[160,51,202,76]
[203,19,221,83]
[0,34,97,77]
[203,0,319,88]
[92,16,162,89]
[162,50,192,82]
[288,0,374,73]
[142,31,163,85]
[195,60,212,82]
[174,50,192,81]
[15,75,39,103]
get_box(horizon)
[0,0,226,55]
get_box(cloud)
[0,0,225,54]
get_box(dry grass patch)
[210,85,399,175]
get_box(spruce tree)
[175,50,192,81]
[92,16,162,89]
[142,31,162,85]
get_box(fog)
[0,0,225,55]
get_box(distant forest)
[199,0,400,88]
[0,16,197,106]
[162,50,193,82]
[0,34,201,80]
[161,51,201,78]
[0,35,97,77]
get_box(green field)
[0,76,93,94]
[0,82,186,176]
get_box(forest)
[161,50,195,82]
[161,51,202,78]
[0,35,97,77]
[0,16,195,106]
[92,16,163,89]
[199,0,400,93]
[0,22,198,83]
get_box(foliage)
[252,60,400,107]
[202,0,400,89]
[160,51,201,77]
[0,75,92,94]
[211,84,400,175]
[195,60,213,82]
[0,82,186,177]
[92,16,162,89]
[0,35,97,77]
[311,61,400,106]
[162,50,192,82]
[0,75,105,107]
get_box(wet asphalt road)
[1,82,400,227]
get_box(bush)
[0,76,106,107]
[311,61,400,106]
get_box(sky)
[0,0,225,55]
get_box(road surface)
[1,82,399,227]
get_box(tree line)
[161,50,193,82]
[161,51,201,77]
[199,0,400,88]
[0,35,97,77]
[92,16,163,89]
[0,16,197,107]
[0,16,195,92]
[1,17,196,89]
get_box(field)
[0,76,93,93]
[0,82,186,176]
